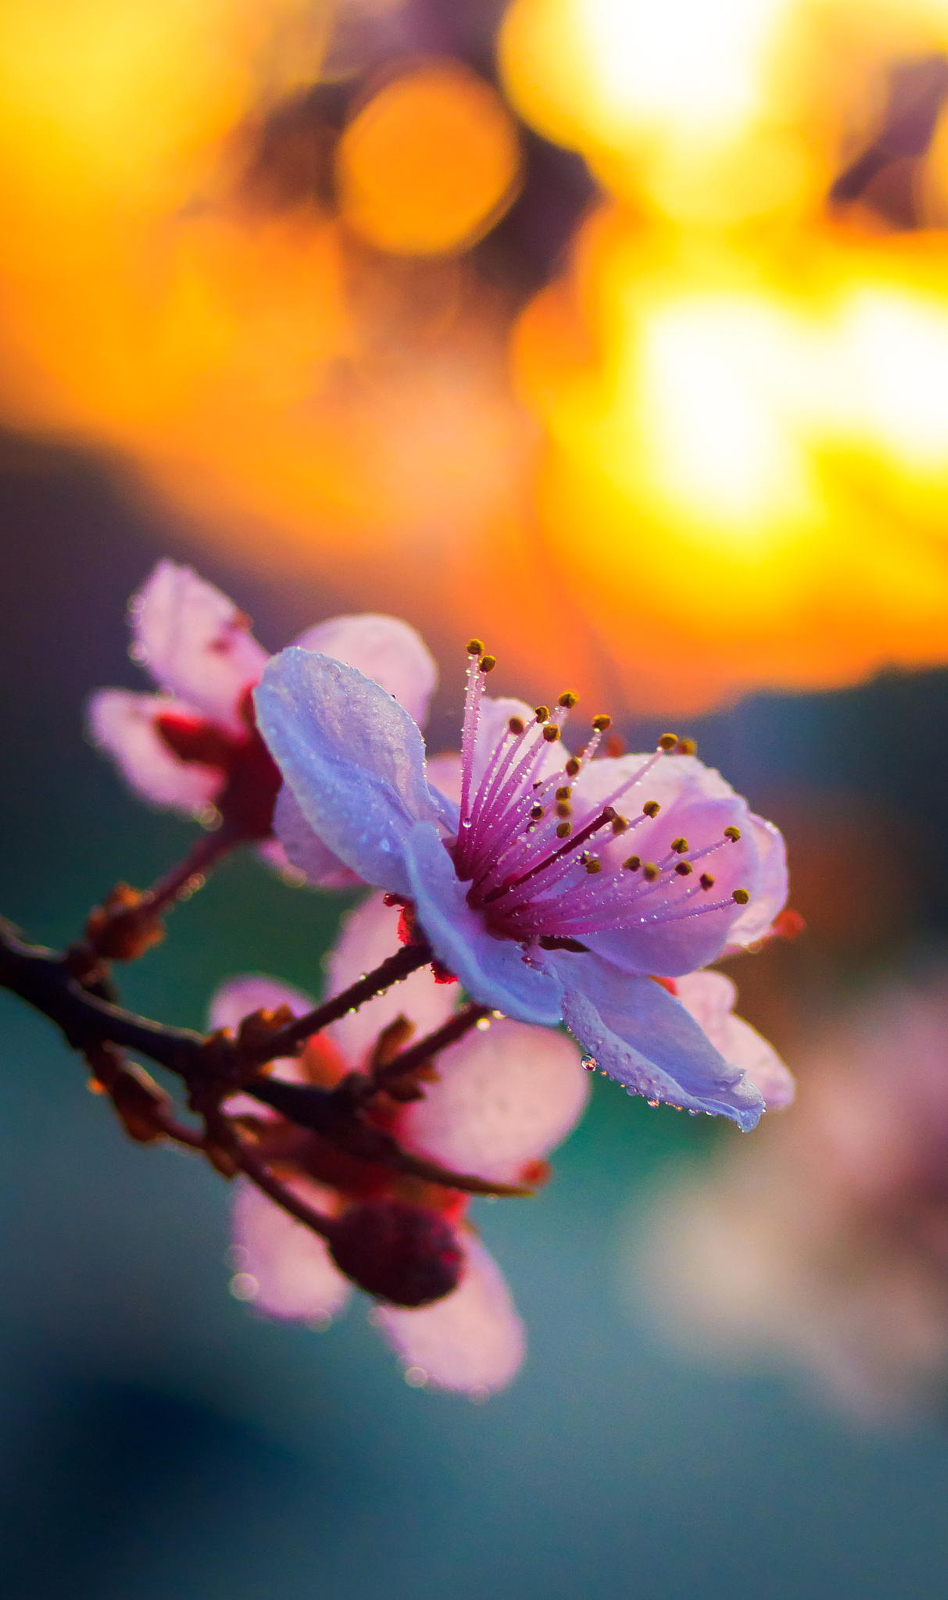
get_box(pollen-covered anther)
[585,858,603,875]
[643,862,660,882]
[623,854,641,871]
[542,725,560,743]
[555,800,572,818]
[556,821,572,838]
[466,638,484,657]
[555,786,572,800]
[671,837,688,853]
[530,803,545,820]
[724,825,741,842]
[508,716,525,736]
[642,800,661,818]
[611,815,630,834]
[699,873,715,891]
[534,705,550,723]
[657,732,679,751]
[565,757,580,777]
[732,887,750,904]
[558,691,578,708]
[479,654,497,674]
[674,861,693,876]
[591,714,612,732]
[677,737,698,756]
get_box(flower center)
[449,642,749,949]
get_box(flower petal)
[292,615,437,729]
[676,971,794,1109]
[324,894,457,1070]
[426,751,463,806]
[86,689,223,813]
[555,953,765,1129]
[131,562,268,734]
[398,1017,589,1184]
[372,1235,525,1395]
[725,815,789,947]
[210,973,314,1119]
[231,1177,350,1323]
[256,649,445,899]
[403,821,563,1025]
[272,787,363,889]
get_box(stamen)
[480,654,496,674]
[624,855,641,871]
[642,800,661,818]
[565,757,581,777]
[556,821,572,838]
[555,786,572,800]
[591,714,612,731]
[530,804,544,820]
[542,725,560,743]
[674,861,693,876]
[534,706,550,723]
[699,873,715,891]
[658,733,678,751]
[467,639,484,657]
[508,716,525,736]
[671,837,688,853]
[677,737,697,756]
[643,862,660,882]
[611,815,629,834]
[585,859,602,875]
[724,825,741,842]
[732,887,750,904]
[558,692,578,708]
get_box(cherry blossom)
[255,640,789,1127]
[87,561,437,871]
[212,893,590,1395]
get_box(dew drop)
[229,1272,259,1302]
[404,1365,429,1388]
[581,1055,598,1072]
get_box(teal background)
[3,429,948,1599]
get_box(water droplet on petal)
[581,1055,598,1072]
[404,1366,429,1388]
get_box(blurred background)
[4,1,948,1596]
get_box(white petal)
[231,1177,350,1323]
[86,688,222,814]
[293,614,437,729]
[373,1235,525,1395]
[398,1018,589,1184]
[324,895,456,1070]
[676,970,794,1110]
[131,561,268,734]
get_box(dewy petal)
[555,952,765,1129]
[403,822,563,1025]
[372,1235,526,1395]
[132,561,268,735]
[725,815,789,948]
[256,649,446,899]
[210,973,314,1119]
[86,689,223,814]
[398,1017,589,1184]
[324,895,456,1071]
[232,1177,350,1323]
[292,615,437,730]
[676,971,794,1110]
[425,751,463,807]
[272,787,363,889]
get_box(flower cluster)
[77,561,793,1394]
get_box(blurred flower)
[213,892,590,1395]
[632,968,948,1421]
[87,560,436,864]
[255,638,790,1126]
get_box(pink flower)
[212,893,590,1395]
[87,561,437,867]
[255,640,790,1126]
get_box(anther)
[530,804,545,820]
[671,837,688,853]
[677,737,697,756]
[732,887,750,904]
[723,825,741,842]
[556,821,572,838]
[585,859,603,875]
[542,725,560,743]
[534,705,550,723]
[611,815,630,834]
[642,800,661,817]
[658,733,678,751]
[508,716,525,736]
[467,639,484,657]
[591,714,612,731]
[555,786,572,800]
[565,757,581,777]
[699,873,715,891]
[556,800,572,818]
[480,654,496,673]
[558,691,578,708]
[643,862,660,882]
[674,861,693,876]
[623,855,641,871]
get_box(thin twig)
[371,1003,492,1090]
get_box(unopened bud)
[329,1199,463,1307]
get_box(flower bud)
[329,1199,463,1307]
